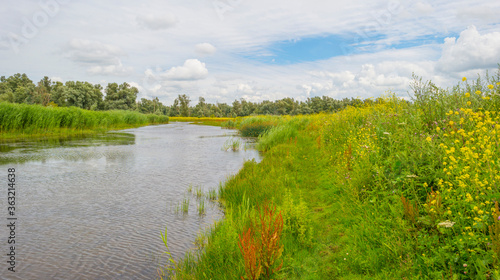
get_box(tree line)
[0,73,379,117]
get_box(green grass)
[169,117,234,126]
[0,102,169,139]
[160,72,500,279]
[197,199,205,215]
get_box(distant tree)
[104,82,137,110]
[177,94,190,117]
[138,97,166,115]
[0,81,14,103]
[232,99,242,116]
[0,73,36,104]
[65,81,103,110]
[170,98,180,116]
[50,81,67,107]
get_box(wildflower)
[465,92,470,98]
[462,77,467,81]
[438,220,455,228]
[467,101,471,106]
[426,136,432,142]
[463,264,467,268]
[436,127,441,132]
[488,84,494,89]
[476,90,481,95]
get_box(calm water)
[0,123,260,279]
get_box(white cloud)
[50,76,64,83]
[87,61,133,76]
[414,2,434,15]
[162,59,208,81]
[237,83,253,94]
[437,26,500,73]
[65,39,123,65]
[1,1,500,105]
[136,14,177,30]
[195,43,217,56]
[64,39,133,76]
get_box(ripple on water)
[0,123,260,280]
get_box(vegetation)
[158,69,500,279]
[1,73,375,119]
[0,102,168,139]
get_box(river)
[0,122,260,279]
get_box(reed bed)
[0,102,168,138]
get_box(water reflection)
[0,123,259,280]
[0,133,136,165]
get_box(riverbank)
[161,76,500,279]
[0,102,169,140]
[169,116,234,127]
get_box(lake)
[0,122,260,279]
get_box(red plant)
[239,227,262,280]
[239,204,284,280]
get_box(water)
[0,123,260,279]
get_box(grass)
[223,137,242,151]
[208,189,217,201]
[197,199,205,215]
[169,117,234,126]
[160,71,500,279]
[0,102,169,139]
[194,186,203,199]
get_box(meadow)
[0,102,169,139]
[159,73,500,279]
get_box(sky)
[1,0,500,105]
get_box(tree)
[232,99,242,116]
[177,94,190,117]
[104,82,138,110]
[170,98,180,116]
[1,73,35,104]
[64,81,103,110]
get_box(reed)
[0,102,169,139]
[197,199,205,215]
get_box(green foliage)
[0,102,168,137]
[169,69,500,279]
[281,189,313,246]
[257,117,310,151]
[104,82,138,111]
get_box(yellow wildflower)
[488,84,494,89]
[465,92,470,98]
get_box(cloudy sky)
[1,0,500,105]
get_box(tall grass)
[0,102,168,138]
[164,71,500,279]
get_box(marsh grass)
[0,102,169,139]
[181,198,189,214]
[194,186,203,199]
[197,199,205,215]
[222,137,241,151]
[207,189,217,201]
[169,117,234,126]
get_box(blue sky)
[0,0,500,104]
[245,33,457,65]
